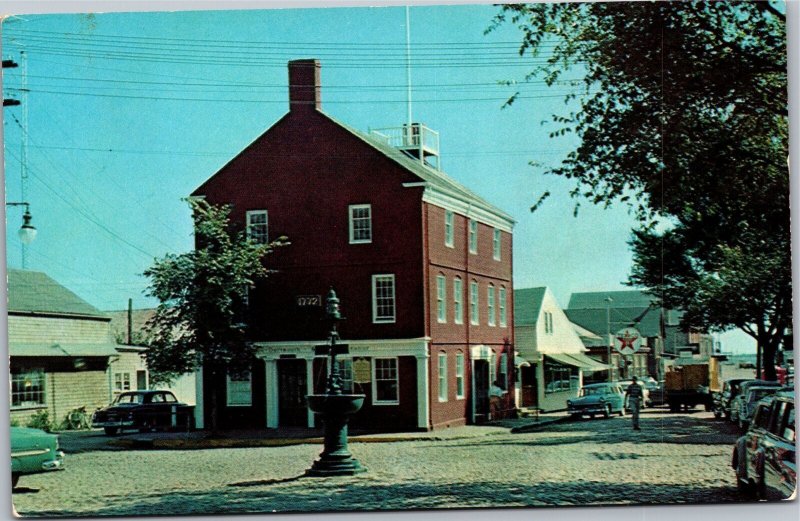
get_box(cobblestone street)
[11,408,770,518]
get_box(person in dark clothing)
[625,376,643,430]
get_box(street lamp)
[6,202,37,244]
[605,297,613,382]
[305,287,366,476]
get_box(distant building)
[8,269,119,426]
[514,287,608,412]
[191,59,515,431]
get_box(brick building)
[191,59,515,431]
[7,269,119,426]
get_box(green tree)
[491,1,789,379]
[144,199,287,431]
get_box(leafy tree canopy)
[143,199,287,386]
[491,1,789,377]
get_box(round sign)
[614,327,642,355]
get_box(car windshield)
[580,386,608,396]
[114,393,145,405]
[749,389,776,401]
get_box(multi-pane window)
[114,373,131,392]
[470,280,479,325]
[493,229,501,260]
[349,204,372,244]
[372,274,396,323]
[455,352,465,399]
[336,359,354,393]
[453,277,463,325]
[499,353,508,387]
[373,358,399,404]
[444,210,454,248]
[438,353,448,402]
[226,370,252,407]
[487,284,496,326]
[436,274,447,323]
[10,369,45,407]
[469,220,478,254]
[544,311,554,334]
[499,286,507,327]
[246,210,268,244]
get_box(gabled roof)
[567,290,657,310]
[7,269,107,319]
[565,306,663,338]
[513,287,547,326]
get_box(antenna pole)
[405,6,412,128]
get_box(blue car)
[567,383,626,419]
[10,427,65,489]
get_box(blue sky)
[2,1,762,353]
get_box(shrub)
[26,410,52,432]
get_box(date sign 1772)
[296,295,322,307]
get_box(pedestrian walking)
[625,376,643,430]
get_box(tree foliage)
[143,199,287,387]
[491,1,789,377]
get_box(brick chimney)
[288,59,321,112]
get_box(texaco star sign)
[614,327,642,356]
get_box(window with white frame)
[455,352,465,399]
[226,370,252,407]
[544,311,554,334]
[444,210,454,248]
[470,280,479,325]
[487,284,496,326]
[10,369,45,408]
[372,274,396,323]
[499,286,507,327]
[373,358,399,404]
[493,229,501,260]
[349,204,372,244]
[335,358,354,393]
[436,274,447,323]
[453,277,463,325]
[489,352,496,385]
[114,372,131,392]
[438,353,448,402]
[246,210,268,244]
[469,220,478,254]
[499,353,508,387]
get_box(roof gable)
[567,290,657,310]
[513,287,547,326]
[7,269,106,318]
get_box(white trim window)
[10,369,45,408]
[470,280,479,325]
[544,311,554,334]
[499,353,508,387]
[114,372,132,393]
[438,353,448,402]
[499,286,507,327]
[246,210,268,244]
[455,352,465,399]
[487,284,496,327]
[372,274,396,323]
[444,210,455,248]
[349,204,372,244]
[336,358,354,394]
[372,357,399,404]
[469,220,478,254]
[436,274,447,323]
[453,277,463,325]
[493,228,501,260]
[226,370,252,407]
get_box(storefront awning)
[9,343,121,358]
[545,352,610,372]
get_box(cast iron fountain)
[305,288,366,476]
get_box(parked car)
[618,379,651,410]
[729,380,781,425]
[642,377,666,406]
[567,383,626,419]
[736,386,782,430]
[10,427,65,489]
[714,378,749,420]
[92,390,195,435]
[732,393,795,500]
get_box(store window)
[373,358,399,404]
[10,369,45,408]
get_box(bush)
[26,410,52,432]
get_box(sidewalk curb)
[509,416,571,434]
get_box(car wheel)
[603,404,611,418]
[11,473,20,489]
[570,413,582,420]
[104,427,118,436]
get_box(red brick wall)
[195,110,427,341]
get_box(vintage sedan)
[730,380,781,424]
[732,393,795,500]
[92,390,195,435]
[715,378,749,419]
[736,385,781,430]
[567,383,626,419]
[10,427,65,489]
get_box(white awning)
[545,352,610,372]
[10,343,120,358]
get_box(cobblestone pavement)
[11,409,757,517]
